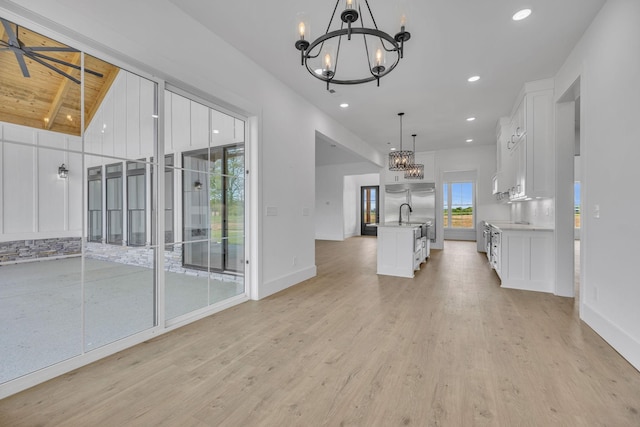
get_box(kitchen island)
[377,223,430,278]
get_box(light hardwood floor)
[1,238,639,426]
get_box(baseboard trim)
[582,303,640,372]
[257,265,317,300]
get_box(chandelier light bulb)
[324,53,332,70]
[375,48,383,66]
[298,22,306,38]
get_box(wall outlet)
[292,256,297,266]
[266,206,278,216]
[594,204,600,219]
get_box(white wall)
[0,122,82,241]
[433,144,510,250]
[554,0,640,370]
[0,0,383,300]
[315,162,380,241]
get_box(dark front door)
[361,185,379,236]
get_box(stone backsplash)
[0,237,82,264]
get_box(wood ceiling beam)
[44,52,79,130]
[85,67,119,130]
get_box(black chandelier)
[404,134,424,179]
[388,112,414,171]
[295,0,410,90]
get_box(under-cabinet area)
[483,221,554,293]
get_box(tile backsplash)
[511,198,555,227]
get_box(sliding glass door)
[182,145,244,272]
[164,90,246,322]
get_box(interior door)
[361,186,379,236]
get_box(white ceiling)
[168,0,604,161]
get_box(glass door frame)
[361,185,379,236]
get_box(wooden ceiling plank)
[85,67,119,129]
[44,52,79,130]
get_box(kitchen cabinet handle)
[516,127,522,138]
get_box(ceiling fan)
[1,17,103,84]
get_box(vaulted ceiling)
[0,17,119,136]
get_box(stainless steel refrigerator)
[384,182,436,240]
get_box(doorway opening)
[361,185,379,236]
[555,78,581,300]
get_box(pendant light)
[388,112,414,170]
[294,0,411,91]
[404,134,424,179]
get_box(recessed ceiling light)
[466,117,476,122]
[340,103,349,108]
[512,9,532,21]
[212,129,220,134]
[314,68,323,75]
[390,147,396,151]
[467,75,480,82]
[466,139,473,143]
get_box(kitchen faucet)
[399,203,412,225]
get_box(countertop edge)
[484,220,554,232]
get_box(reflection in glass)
[127,161,146,246]
[0,17,162,387]
[225,146,245,272]
[183,149,214,270]
[106,163,123,244]
[88,166,103,242]
[165,243,209,320]
[0,257,83,383]
[83,248,155,351]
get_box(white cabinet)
[495,79,555,201]
[377,225,424,278]
[496,229,554,293]
[494,117,512,198]
[384,151,436,184]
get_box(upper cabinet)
[494,79,555,201]
[385,151,436,184]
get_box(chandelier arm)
[362,0,380,30]
[305,28,399,58]
[332,25,344,81]
[325,0,341,35]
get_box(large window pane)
[575,181,581,229]
[165,90,245,324]
[88,167,103,242]
[443,183,449,228]
[225,146,245,273]
[127,161,146,246]
[106,163,123,244]
[443,181,474,229]
[451,182,473,228]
